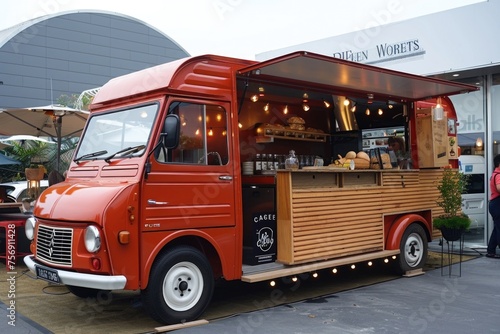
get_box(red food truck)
[23,51,476,324]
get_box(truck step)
[241,250,400,283]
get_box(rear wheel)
[142,246,214,325]
[397,223,428,274]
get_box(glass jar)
[285,150,299,170]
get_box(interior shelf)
[256,125,328,143]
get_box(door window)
[158,102,228,165]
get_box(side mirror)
[163,114,180,149]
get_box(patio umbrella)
[0,152,21,165]
[0,104,89,172]
[0,135,55,149]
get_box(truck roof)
[92,51,478,108]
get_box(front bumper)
[24,255,127,290]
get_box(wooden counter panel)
[278,183,384,264]
[277,169,445,265]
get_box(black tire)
[66,285,110,299]
[141,246,214,325]
[396,223,428,274]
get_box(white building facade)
[258,1,500,247]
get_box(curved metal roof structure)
[0,10,189,112]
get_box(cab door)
[141,100,236,233]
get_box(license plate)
[35,265,61,284]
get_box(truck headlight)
[84,225,101,253]
[25,217,36,240]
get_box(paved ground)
[171,254,500,334]
[2,242,499,334]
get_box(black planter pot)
[440,227,464,242]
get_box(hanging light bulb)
[302,93,309,111]
[378,109,383,115]
[263,103,269,112]
[283,105,289,115]
[433,96,444,121]
[238,122,243,129]
[436,97,443,108]
[343,99,350,106]
[365,108,370,115]
[250,94,259,102]
[323,99,331,108]
[208,127,213,136]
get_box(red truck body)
[24,51,476,324]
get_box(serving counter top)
[281,167,419,172]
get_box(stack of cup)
[242,161,254,175]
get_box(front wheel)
[396,223,428,274]
[142,246,214,325]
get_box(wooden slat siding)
[277,169,446,265]
[381,169,445,240]
[279,178,384,264]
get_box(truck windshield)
[75,104,157,162]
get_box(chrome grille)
[36,225,73,266]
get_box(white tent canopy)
[0,104,89,171]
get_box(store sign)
[332,38,425,65]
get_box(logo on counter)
[256,227,274,252]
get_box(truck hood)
[35,181,134,222]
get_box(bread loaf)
[345,151,356,159]
[287,116,305,125]
[352,158,370,169]
[356,151,370,161]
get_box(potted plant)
[433,167,471,241]
[25,164,46,181]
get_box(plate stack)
[242,161,254,175]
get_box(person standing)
[486,154,500,258]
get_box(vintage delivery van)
[23,51,477,324]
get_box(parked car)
[459,155,486,230]
[0,180,49,202]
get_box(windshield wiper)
[74,150,108,163]
[104,145,146,163]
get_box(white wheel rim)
[404,233,423,268]
[162,261,204,311]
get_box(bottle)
[268,153,275,170]
[273,154,280,170]
[261,154,267,171]
[349,159,355,170]
[255,154,262,174]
